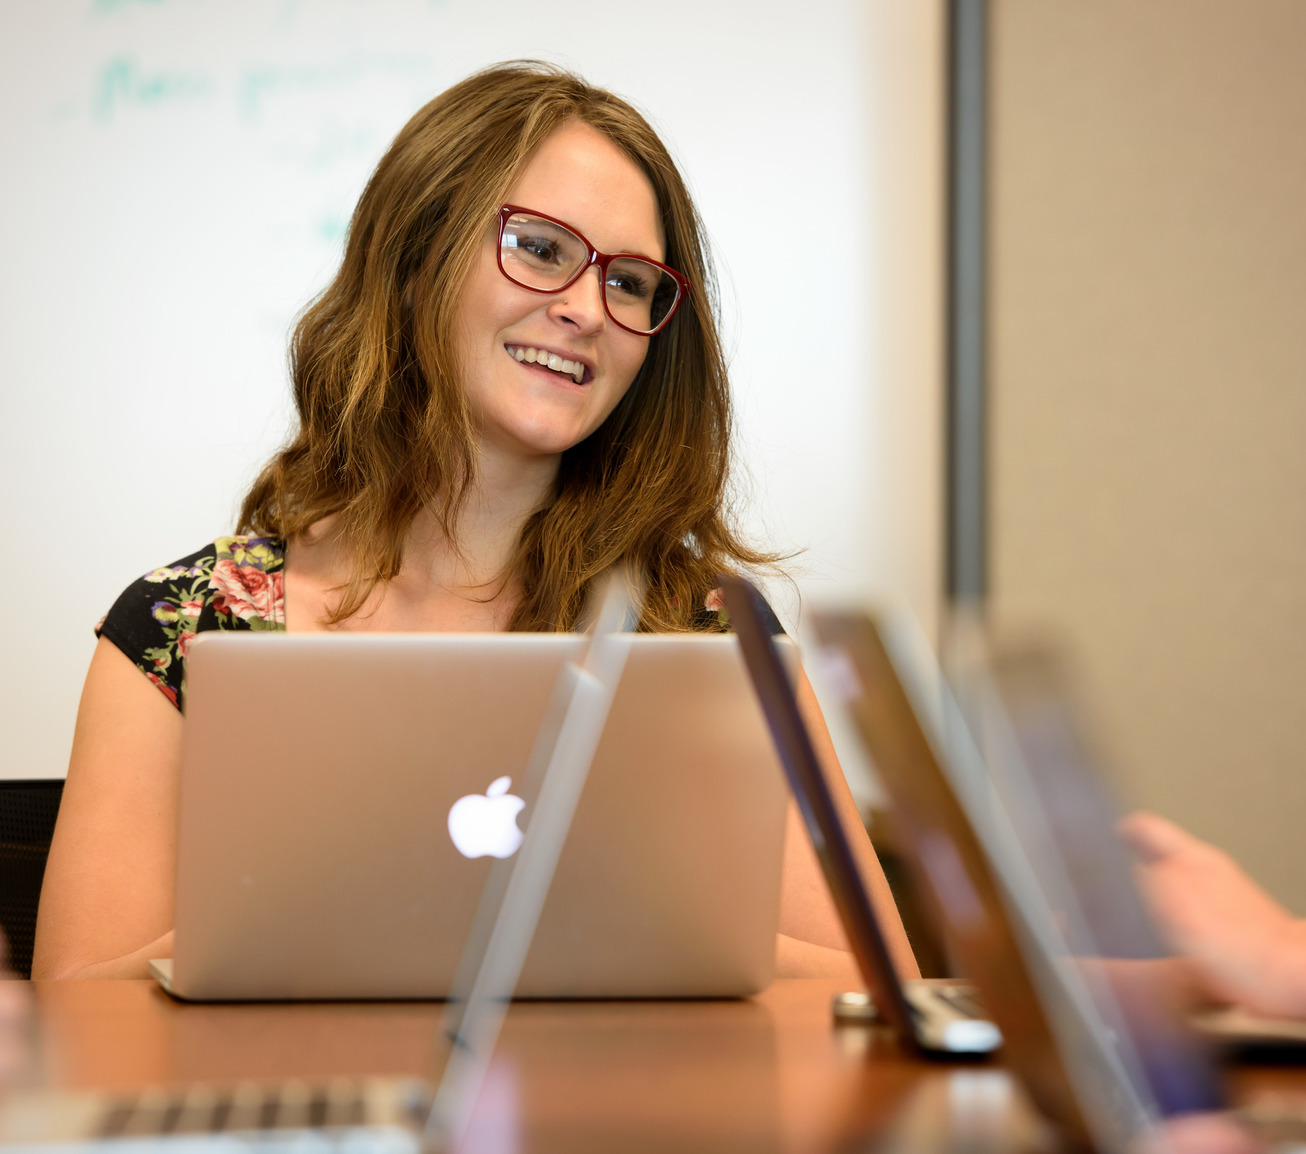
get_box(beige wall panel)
[989,2,1306,907]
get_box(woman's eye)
[520,236,562,264]
[606,270,652,300]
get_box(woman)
[33,62,916,983]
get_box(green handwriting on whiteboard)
[237,54,437,121]
[93,55,214,119]
[319,213,350,244]
[92,0,182,12]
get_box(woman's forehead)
[506,122,665,261]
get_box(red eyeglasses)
[496,204,691,336]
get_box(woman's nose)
[547,265,606,333]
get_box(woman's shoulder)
[95,536,287,710]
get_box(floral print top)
[96,536,286,711]
[97,536,780,713]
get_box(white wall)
[0,0,944,780]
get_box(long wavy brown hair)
[238,61,777,630]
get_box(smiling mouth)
[505,344,588,385]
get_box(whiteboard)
[0,0,925,780]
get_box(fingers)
[1141,1112,1260,1154]
[1118,810,1194,863]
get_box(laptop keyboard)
[97,1081,372,1138]
[929,984,987,1020]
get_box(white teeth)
[508,346,585,383]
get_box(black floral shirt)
[97,535,777,713]
[97,536,286,711]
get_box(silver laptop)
[149,629,792,1001]
[151,627,794,1001]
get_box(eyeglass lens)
[501,212,680,334]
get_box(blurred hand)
[1138,1110,1260,1154]
[1120,811,1306,1019]
[0,935,31,1091]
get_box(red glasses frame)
[496,204,691,336]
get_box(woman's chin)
[478,417,602,462]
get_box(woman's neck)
[284,443,559,632]
[406,444,559,595]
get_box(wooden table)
[11,978,1306,1153]
[10,978,1054,1152]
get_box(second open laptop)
[717,575,1001,1057]
[152,628,792,1001]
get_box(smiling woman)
[32,61,917,985]
[452,123,664,464]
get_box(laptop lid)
[947,639,1230,1105]
[172,630,790,1000]
[806,610,1099,1144]
[807,609,1234,1152]
[723,575,1007,1056]
[717,574,921,1050]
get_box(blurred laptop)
[152,628,792,1001]
[949,632,1306,1056]
[718,575,1001,1058]
[3,579,648,1149]
[807,607,1306,1152]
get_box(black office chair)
[0,780,64,979]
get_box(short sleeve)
[95,537,285,711]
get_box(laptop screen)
[809,609,1229,1152]
[952,643,1226,1120]
[717,574,920,1049]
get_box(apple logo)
[447,775,526,859]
